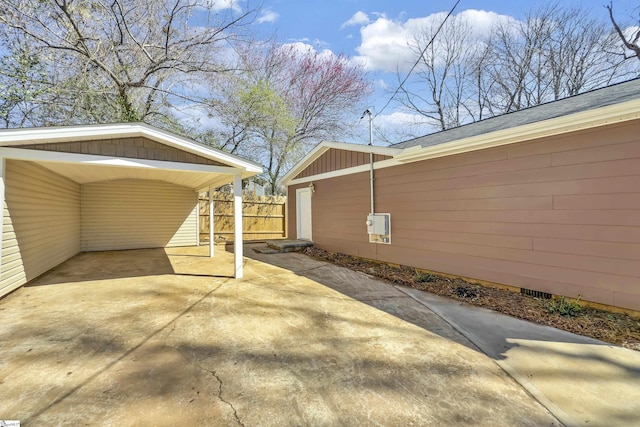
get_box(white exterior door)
[296,188,312,240]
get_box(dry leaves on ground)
[303,247,640,351]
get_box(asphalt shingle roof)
[391,78,640,150]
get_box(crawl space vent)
[520,288,552,299]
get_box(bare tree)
[0,0,258,126]
[398,14,478,131]
[395,3,636,135]
[208,43,372,193]
[606,2,640,61]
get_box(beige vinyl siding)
[81,179,197,251]
[1,160,80,296]
[289,119,640,311]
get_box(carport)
[0,123,263,298]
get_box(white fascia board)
[0,147,240,175]
[0,123,139,144]
[0,123,263,174]
[287,157,399,186]
[321,140,402,156]
[134,123,263,173]
[395,99,640,164]
[279,140,401,185]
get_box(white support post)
[209,185,214,257]
[233,174,243,278]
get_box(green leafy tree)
[209,43,372,193]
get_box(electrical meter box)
[366,213,391,244]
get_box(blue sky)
[235,0,638,144]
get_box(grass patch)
[547,296,582,317]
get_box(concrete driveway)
[0,245,558,426]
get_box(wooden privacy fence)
[199,192,286,242]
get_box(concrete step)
[265,239,314,253]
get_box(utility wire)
[376,0,462,117]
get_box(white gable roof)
[0,123,263,192]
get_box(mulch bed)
[303,247,640,351]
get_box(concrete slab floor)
[0,245,558,426]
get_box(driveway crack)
[168,344,244,426]
[209,368,244,427]
[159,280,244,426]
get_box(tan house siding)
[14,137,224,166]
[289,119,640,311]
[288,171,376,258]
[1,160,80,296]
[81,179,198,251]
[294,148,392,179]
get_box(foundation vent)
[520,287,552,299]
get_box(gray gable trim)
[392,78,640,150]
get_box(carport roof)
[0,123,263,191]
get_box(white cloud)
[355,16,414,72]
[341,11,370,29]
[375,111,437,142]
[280,42,366,69]
[356,9,513,73]
[376,79,388,90]
[257,9,279,24]
[196,0,242,13]
[286,38,330,49]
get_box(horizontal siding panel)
[531,210,640,226]
[409,209,640,226]
[378,196,553,211]
[392,229,533,250]
[507,120,640,158]
[613,291,640,312]
[552,140,640,166]
[378,153,550,185]
[378,176,640,201]
[375,247,621,306]
[317,236,376,259]
[399,220,640,244]
[392,237,639,278]
[553,193,640,210]
[81,179,197,251]
[383,147,509,179]
[376,244,638,293]
[1,160,80,296]
[533,238,640,261]
[379,158,640,194]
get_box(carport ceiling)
[34,159,237,191]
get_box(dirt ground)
[303,247,640,351]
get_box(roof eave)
[280,140,402,185]
[0,123,264,174]
[395,98,640,164]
